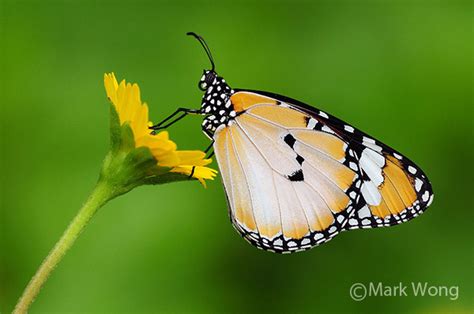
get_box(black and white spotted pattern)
[344,141,433,230]
[198,70,236,137]
[303,108,434,230]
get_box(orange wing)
[212,91,434,253]
[213,99,362,253]
[230,90,434,232]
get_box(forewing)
[232,90,434,231]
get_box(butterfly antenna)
[187,32,215,71]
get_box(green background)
[1,0,472,313]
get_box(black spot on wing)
[296,155,305,165]
[287,169,304,181]
[304,116,311,126]
[284,134,296,148]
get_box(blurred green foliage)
[1,0,472,313]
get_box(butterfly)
[151,33,434,253]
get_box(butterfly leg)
[204,141,214,155]
[205,143,215,159]
[149,108,201,132]
[188,141,215,179]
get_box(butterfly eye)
[199,81,207,91]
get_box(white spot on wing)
[363,136,376,144]
[415,178,423,192]
[393,153,403,160]
[364,148,385,167]
[361,180,382,206]
[321,125,334,134]
[358,205,371,218]
[349,218,358,226]
[307,118,318,129]
[422,191,429,202]
[427,194,434,206]
[408,165,417,174]
[364,142,383,152]
[360,148,384,186]
[344,125,354,133]
[319,111,329,118]
[314,233,324,241]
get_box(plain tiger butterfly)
[151,33,434,254]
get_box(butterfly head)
[198,69,231,92]
[198,69,217,91]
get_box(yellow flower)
[11,72,219,314]
[104,73,217,186]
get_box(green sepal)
[109,103,122,152]
[109,103,135,153]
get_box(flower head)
[102,73,217,190]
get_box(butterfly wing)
[214,90,433,253]
[235,90,434,226]
[238,90,434,230]
[213,92,363,253]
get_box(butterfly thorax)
[199,71,236,136]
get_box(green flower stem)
[13,179,115,314]
[12,104,196,313]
